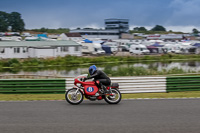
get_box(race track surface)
[0,99,200,133]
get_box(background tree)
[9,12,25,32]
[40,27,48,32]
[0,11,9,32]
[151,25,166,31]
[138,27,147,31]
[133,27,139,31]
[133,27,147,32]
[192,28,199,34]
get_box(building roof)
[65,33,82,37]
[0,40,81,47]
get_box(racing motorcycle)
[65,74,121,105]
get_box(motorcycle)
[65,74,121,105]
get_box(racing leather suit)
[86,70,111,90]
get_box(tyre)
[104,88,121,104]
[65,88,83,105]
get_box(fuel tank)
[83,81,99,95]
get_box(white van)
[81,42,105,55]
[129,44,150,55]
[93,43,105,55]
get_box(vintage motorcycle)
[65,74,121,105]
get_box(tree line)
[0,11,25,32]
[133,25,166,32]
[31,27,70,34]
[130,25,177,34]
[131,25,200,35]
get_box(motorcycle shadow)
[67,100,122,106]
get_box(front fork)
[71,88,81,100]
[74,87,84,95]
[74,87,82,95]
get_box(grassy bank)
[1,54,200,75]
[103,66,198,76]
[1,54,200,68]
[0,91,200,101]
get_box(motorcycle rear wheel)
[104,88,121,104]
[65,88,83,105]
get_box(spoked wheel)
[65,88,83,105]
[104,88,121,104]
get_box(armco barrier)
[0,79,66,94]
[167,76,200,92]
[65,76,167,93]
[1,76,200,94]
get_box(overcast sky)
[1,0,200,32]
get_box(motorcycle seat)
[108,83,119,88]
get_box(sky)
[1,0,200,32]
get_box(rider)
[84,65,111,93]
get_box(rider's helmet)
[89,65,97,75]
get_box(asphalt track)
[0,99,200,133]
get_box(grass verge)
[0,91,200,101]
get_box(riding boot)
[101,85,108,94]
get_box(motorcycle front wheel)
[104,88,121,104]
[65,88,83,105]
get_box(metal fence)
[0,79,65,94]
[167,76,200,92]
[65,76,167,93]
[1,76,200,94]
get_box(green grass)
[0,91,200,101]
[2,55,200,76]
[0,94,65,101]
[2,54,200,69]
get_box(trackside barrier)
[167,76,200,92]
[1,76,200,94]
[0,79,66,94]
[65,76,167,93]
